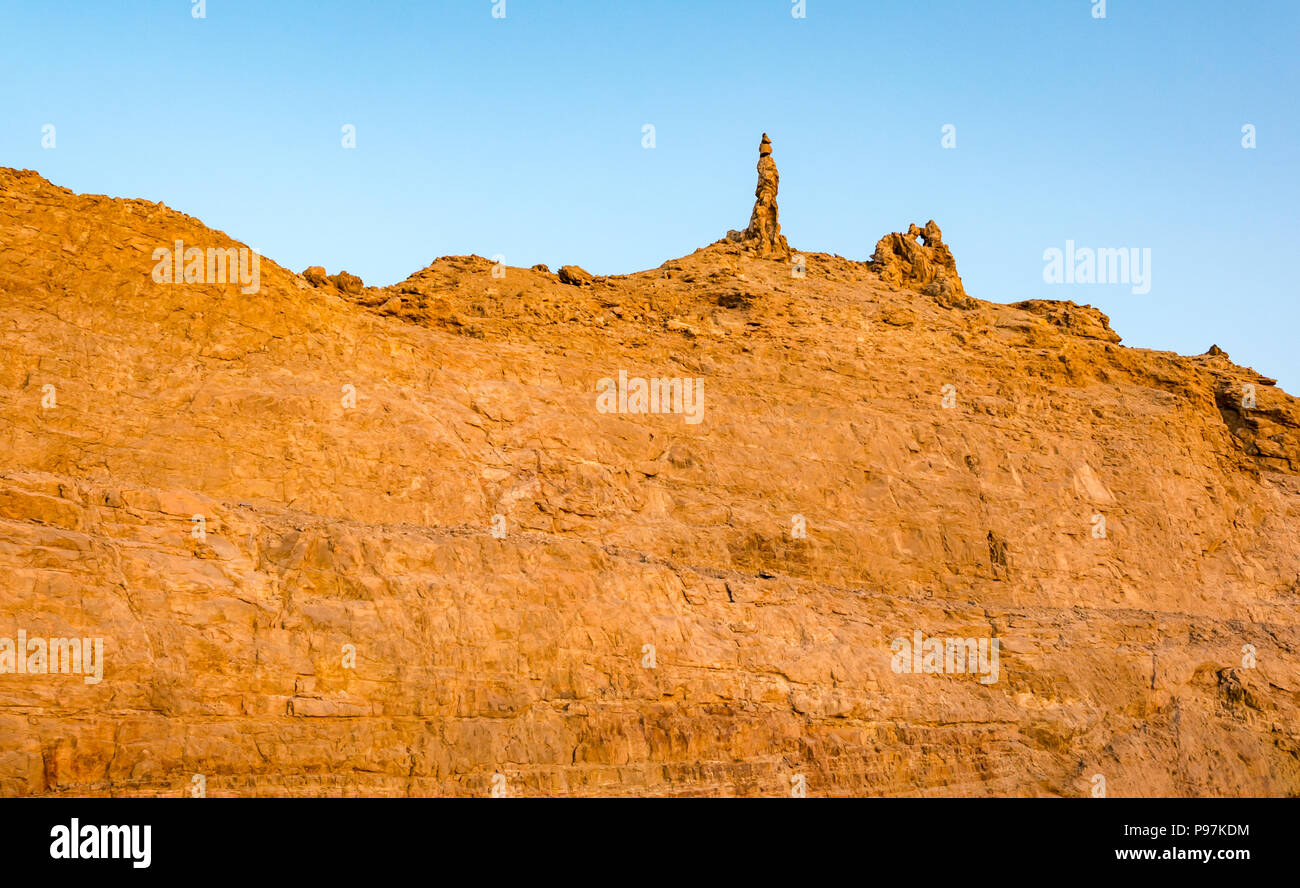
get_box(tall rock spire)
[738,133,790,259]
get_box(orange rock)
[557,265,594,286]
[737,133,790,260]
[329,270,364,294]
[870,220,970,307]
[1,163,1298,797]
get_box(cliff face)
[1,162,1299,797]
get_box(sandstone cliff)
[1,162,1298,797]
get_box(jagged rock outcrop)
[330,271,364,294]
[871,220,970,308]
[2,165,1300,798]
[728,133,790,260]
[1010,300,1122,343]
[557,264,595,286]
[302,266,365,295]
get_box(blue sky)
[4,0,1298,388]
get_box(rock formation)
[871,220,970,308]
[557,264,595,286]
[2,165,1300,797]
[302,266,365,295]
[330,270,365,295]
[1010,299,1122,343]
[729,133,790,260]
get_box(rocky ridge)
[1,149,1298,797]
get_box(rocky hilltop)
[1,136,1298,797]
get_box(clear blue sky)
[4,1,1297,388]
